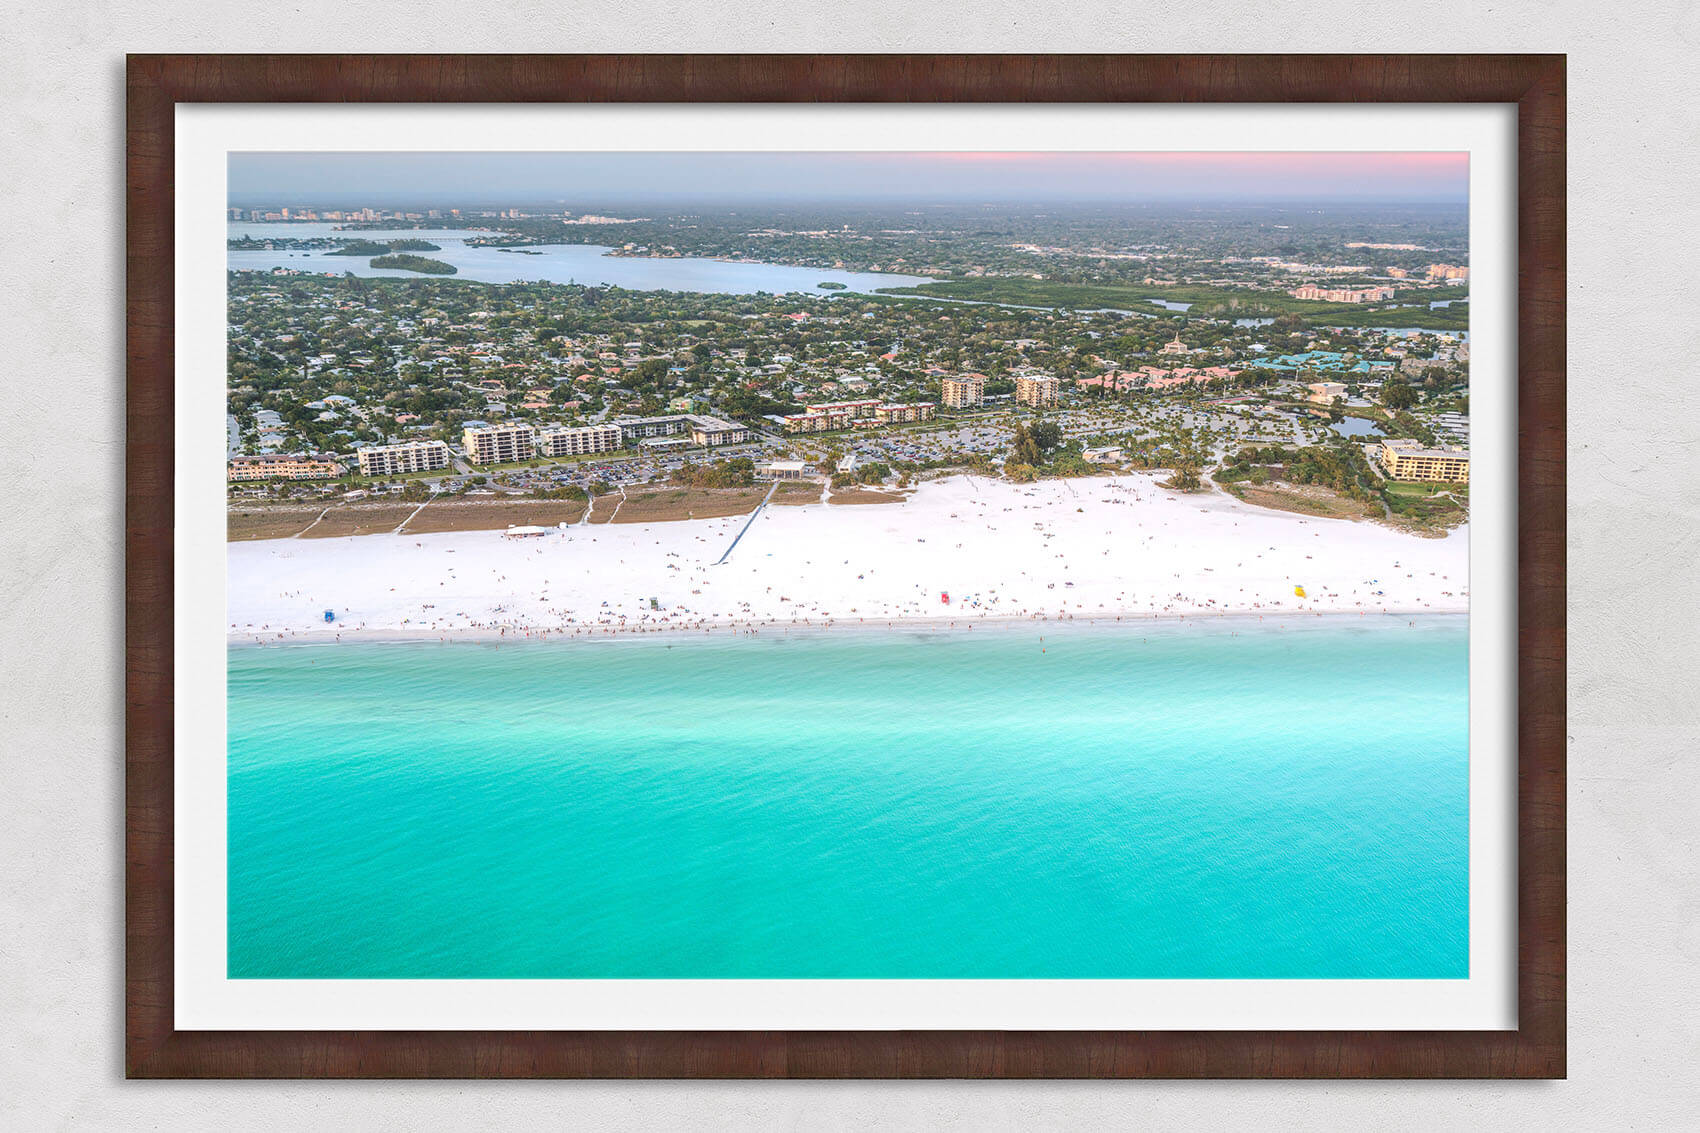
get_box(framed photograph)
[127,54,1565,1078]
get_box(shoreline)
[230,473,1468,645]
[228,608,1468,648]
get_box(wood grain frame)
[127,54,1565,1078]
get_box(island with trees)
[368,254,458,275]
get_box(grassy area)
[597,487,770,524]
[298,504,422,538]
[827,486,911,506]
[227,506,327,541]
[1227,482,1382,522]
[874,277,1470,330]
[404,500,586,533]
[1312,303,1469,331]
[770,481,826,506]
[1224,477,1461,534]
[1382,493,1467,535]
[1384,479,1465,498]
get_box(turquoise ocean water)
[228,617,1468,979]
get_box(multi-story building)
[687,415,750,447]
[461,422,535,465]
[613,413,749,447]
[940,373,986,409]
[1306,381,1348,405]
[227,453,345,482]
[1014,375,1062,408]
[1289,284,1397,303]
[356,439,451,477]
[1378,438,1470,482]
[804,399,881,420]
[786,402,937,433]
[535,423,623,458]
[614,415,692,444]
[1426,263,1470,281]
[873,402,936,424]
[783,410,850,434]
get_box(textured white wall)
[2,4,1695,1128]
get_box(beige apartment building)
[227,453,345,482]
[1378,438,1470,482]
[1306,381,1348,405]
[783,410,851,434]
[687,415,751,447]
[785,402,937,433]
[1289,284,1397,303]
[1014,374,1062,408]
[874,402,936,424]
[536,423,623,458]
[804,400,881,420]
[462,422,536,465]
[940,373,986,409]
[356,439,451,477]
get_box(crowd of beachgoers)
[228,473,1468,645]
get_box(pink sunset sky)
[231,151,1469,204]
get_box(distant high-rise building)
[940,373,987,409]
[1289,284,1396,303]
[1014,375,1062,408]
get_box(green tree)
[1028,421,1064,452]
[1382,380,1418,410]
[1009,425,1042,468]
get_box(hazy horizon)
[228,151,1469,208]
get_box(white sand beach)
[227,473,1468,642]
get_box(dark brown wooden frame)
[127,54,1565,1079]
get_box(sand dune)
[227,473,1468,642]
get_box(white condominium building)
[536,423,623,457]
[356,439,452,477]
[462,422,536,465]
